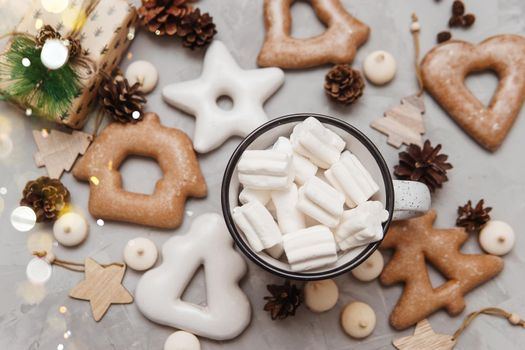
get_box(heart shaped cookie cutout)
[421,35,525,151]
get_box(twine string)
[411,13,424,96]
[452,307,525,341]
[32,251,124,272]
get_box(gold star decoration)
[393,319,456,350]
[69,258,133,321]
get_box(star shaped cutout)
[69,258,133,321]
[393,319,456,350]
[163,40,285,153]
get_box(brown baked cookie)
[257,0,369,69]
[421,35,525,151]
[73,112,207,229]
[380,210,503,330]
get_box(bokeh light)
[41,0,69,14]
[16,281,47,304]
[26,257,53,284]
[0,133,13,159]
[27,231,54,253]
[61,6,86,32]
[11,206,37,232]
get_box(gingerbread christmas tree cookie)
[380,210,503,330]
[73,112,207,229]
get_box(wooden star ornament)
[393,319,456,350]
[69,258,133,321]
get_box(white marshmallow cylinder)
[325,151,379,208]
[335,201,388,251]
[290,117,345,169]
[282,225,338,271]
[233,201,282,252]
[239,187,271,205]
[273,136,318,185]
[237,150,293,190]
[270,183,306,234]
[297,177,345,228]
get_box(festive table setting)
[0,0,524,349]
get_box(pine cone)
[20,176,71,222]
[138,0,193,36]
[264,280,303,320]
[99,72,147,123]
[456,199,492,233]
[324,64,365,105]
[36,25,61,46]
[177,9,217,49]
[394,140,453,192]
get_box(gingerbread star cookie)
[73,113,207,229]
[380,210,503,330]
[257,0,370,69]
[421,35,525,151]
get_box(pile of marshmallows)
[233,117,389,272]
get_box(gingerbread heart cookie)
[257,0,369,69]
[73,113,207,229]
[421,35,525,151]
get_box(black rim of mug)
[221,113,395,281]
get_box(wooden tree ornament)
[371,14,426,148]
[371,94,425,148]
[380,210,503,330]
[33,129,92,179]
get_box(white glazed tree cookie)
[135,213,252,340]
[163,41,285,153]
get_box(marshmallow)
[233,201,282,252]
[297,177,345,228]
[237,150,293,190]
[239,188,271,205]
[266,243,284,259]
[290,117,345,169]
[335,201,389,251]
[272,136,318,184]
[271,183,306,234]
[325,151,379,208]
[283,225,338,272]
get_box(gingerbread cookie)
[257,0,369,69]
[380,210,503,330]
[73,113,207,229]
[421,35,525,151]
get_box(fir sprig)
[0,35,81,121]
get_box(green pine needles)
[0,35,82,121]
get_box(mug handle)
[392,180,431,221]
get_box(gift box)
[0,0,138,129]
